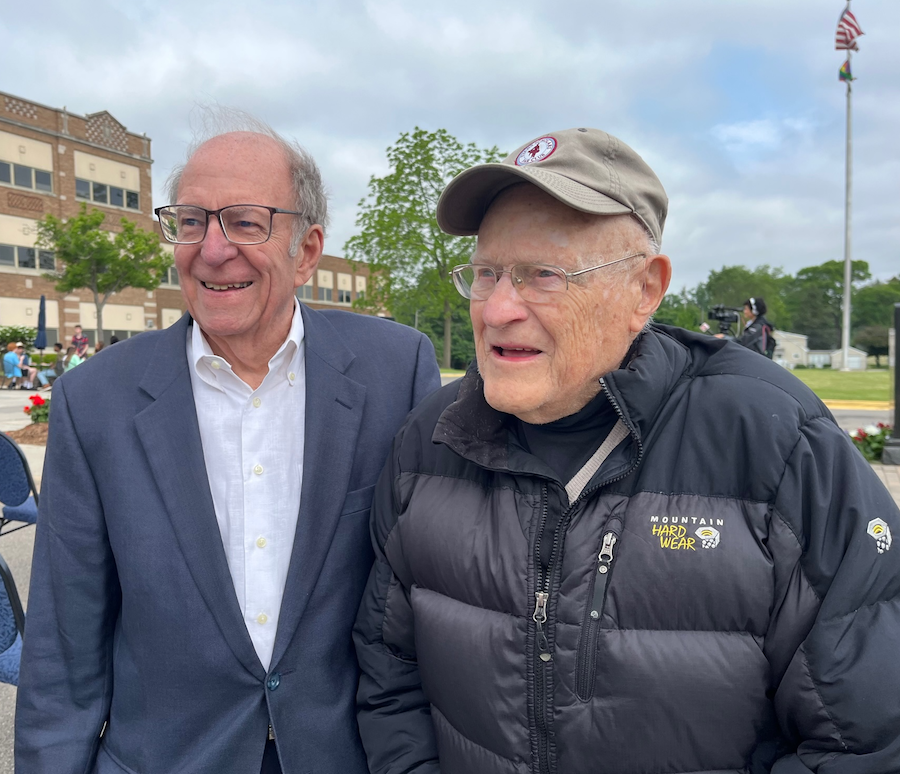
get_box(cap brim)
[436,163,633,236]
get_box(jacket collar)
[433,326,694,480]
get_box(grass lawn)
[789,369,894,402]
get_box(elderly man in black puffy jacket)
[354,128,900,774]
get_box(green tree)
[37,204,171,343]
[786,259,870,350]
[654,288,703,331]
[345,127,502,368]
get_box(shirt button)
[256,536,267,548]
[211,360,221,370]
[257,613,268,625]
[252,397,261,408]
[288,372,296,381]
[266,673,281,691]
[253,464,263,475]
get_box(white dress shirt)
[187,300,306,670]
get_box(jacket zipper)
[574,527,621,701]
[530,381,642,774]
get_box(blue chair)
[0,431,39,534]
[0,551,25,685]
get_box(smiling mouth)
[494,346,542,358]
[202,281,253,291]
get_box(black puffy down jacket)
[355,325,900,774]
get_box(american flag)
[835,6,864,51]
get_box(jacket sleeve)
[354,428,440,774]
[15,379,120,772]
[411,333,442,408]
[737,321,765,355]
[769,416,900,773]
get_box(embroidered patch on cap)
[868,518,892,554]
[515,137,557,166]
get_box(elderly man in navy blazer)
[15,117,440,773]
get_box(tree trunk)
[442,298,452,369]
[93,290,105,348]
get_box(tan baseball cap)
[436,127,668,245]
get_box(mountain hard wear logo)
[515,137,557,166]
[696,526,721,549]
[867,518,892,554]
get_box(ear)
[629,254,672,333]
[294,224,325,289]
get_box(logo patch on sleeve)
[868,518,892,554]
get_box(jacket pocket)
[575,524,622,702]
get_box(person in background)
[62,345,82,372]
[736,296,775,358]
[71,325,89,358]
[94,341,105,354]
[15,343,37,389]
[37,342,65,390]
[3,342,22,389]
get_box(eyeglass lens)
[454,265,568,301]
[159,205,273,245]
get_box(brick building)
[0,90,373,351]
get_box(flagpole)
[840,45,853,371]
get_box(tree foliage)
[345,127,502,368]
[785,259,870,350]
[36,204,171,341]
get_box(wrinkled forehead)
[475,185,647,264]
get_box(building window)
[318,288,333,302]
[75,178,139,210]
[337,289,352,304]
[0,243,54,271]
[0,162,53,193]
[297,283,313,301]
[165,267,179,286]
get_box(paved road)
[0,388,895,773]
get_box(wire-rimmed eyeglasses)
[450,252,646,303]
[154,204,303,245]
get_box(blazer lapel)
[134,314,265,680]
[271,306,366,666]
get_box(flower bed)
[849,423,893,462]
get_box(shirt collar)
[190,298,306,391]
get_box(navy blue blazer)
[15,306,440,773]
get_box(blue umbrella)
[34,295,47,355]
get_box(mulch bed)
[6,422,49,446]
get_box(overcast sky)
[2,0,897,291]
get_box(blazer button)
[266,673,281,691]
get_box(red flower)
[29,395,45,406]
[23,406,30,414]
[857,431,868,440]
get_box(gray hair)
[165,106,329,256]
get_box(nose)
[199,214,239,266]
[477,271,529,328]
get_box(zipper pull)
[588,532,618,622]
[598,532,617,574]
[533,592,551,661]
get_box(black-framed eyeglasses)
[154,204,303,245]
[450,252,646,303]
